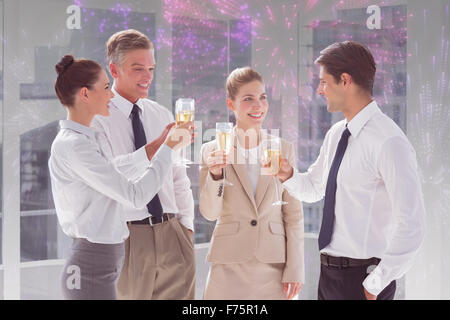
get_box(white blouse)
[48,119,174,244]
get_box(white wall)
[406,0,450,300]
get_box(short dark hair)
[315,41,376,94]
[54,55,102,107]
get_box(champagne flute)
[216,122,233,186]
[174,98,195,167]
[261,138,288,206]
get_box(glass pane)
[405,0,450,299]
[0,0,3,300]
[298,2,407,235]
[15,0,163,299]
[7,0,444,300]
[171,15,252,243]
[296,1,407,299]
[19,3,159,267]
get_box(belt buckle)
[149,216,159,226]
[341,257,349,269]
[149,213,167,226]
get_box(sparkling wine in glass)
[261,139,288,206]
[262,149,282,175]
[174,98,195,166]
[216,122,234,186]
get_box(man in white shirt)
[91,29,195,299]
[277,41,425,300]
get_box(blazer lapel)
[255,173,271,209]
[230,163,258,211]
[255,130,276,209]
[229,135,258,211]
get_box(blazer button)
[251,220,257,226]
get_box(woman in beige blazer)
[199,67,304,300]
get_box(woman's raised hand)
[206,150,228,180]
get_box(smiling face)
[110,48,155,103]
[317,65,346,113]
[227,80,268,132]
[87,69,114,117]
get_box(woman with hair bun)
[49,55,194,299]
[199,67,304,300]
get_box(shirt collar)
[346,100,380,138]
[59,120,96,140]
[111,85,143,118]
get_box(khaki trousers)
[117,217,195,299]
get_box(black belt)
[320,253,381,269]
[129,213,176,226]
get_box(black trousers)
[318,263,396,300]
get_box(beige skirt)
[203,256,287,300]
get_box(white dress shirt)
[283,101,426,295]
[91,87,195,231]
[49,120,174,244]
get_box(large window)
[13,1,408,258]
[298,3,407,233]
[1,0,448,299]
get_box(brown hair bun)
[55,55,75,76]
[54,56,102,107]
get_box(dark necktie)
[318,127,351,251]
[131,104,163,220]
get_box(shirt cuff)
[134,145,152,166]
[178,216,194,231]
[282,169,298,193]
[153,144,174,165]
[362,264,390,296]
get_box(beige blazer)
[199,132,305,283]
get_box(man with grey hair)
[91,29,195,300]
